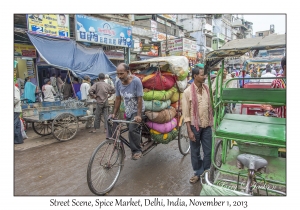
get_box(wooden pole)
[67,69,78,100]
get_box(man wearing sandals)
[111,63,145,160]
[182,64,213,183]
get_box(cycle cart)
[200,34,286,196]
[87,56,191,195]
[22,99,95,141]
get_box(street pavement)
[14,105,243,196]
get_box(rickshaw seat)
[237,154,268,170]
[216,114,286,148]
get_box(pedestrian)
[88,73,115,133]
[56,73,64,94]
[238,69,251,88]
[42,78,56,102]
[62,77,73,100]
[182,65,213,183]
[14,83,23,144]
[24,77,37,103]
[111,63,145,160]
[72,77,81,99]
[50,73,58,93]
[212,66,228,100]
[260,64,276,83]
[80,75,93,113]
[271,56,286,118]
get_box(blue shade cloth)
[24,82,36,102]
[27,33,117,80]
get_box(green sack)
[150,128,178,144]
[177,69,189,81]
[143,87,176,101]
[145,100,171,112]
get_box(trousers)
[14,112,23,144]
[126,112,142,154]
[94,101,109,130]
[190,126,212,176]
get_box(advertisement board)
[75,15,133,48]
[14,43,36,57]
[27,14,70,39]
[161,38,197,58]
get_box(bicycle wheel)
[209,139,223,183]
[178,121,190,155]
[32,121,52,136]
[87,139,124,195]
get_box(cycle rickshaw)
[87,56,191,195]
[201,34,286,196]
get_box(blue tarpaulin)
[27,33,117,80]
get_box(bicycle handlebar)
[108,118,140,124]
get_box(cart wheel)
[178,121,190,155]
[32,122,52,136]
[52,113,78,141]
[209,139,223,183]
[87,139,124,195]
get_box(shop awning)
[27,33,116,80]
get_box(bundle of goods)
[130,56,190,144]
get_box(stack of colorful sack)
[141,69,188,144]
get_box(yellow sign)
[27,14,70,39]
[14,43,36,57]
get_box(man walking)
[80,75,93,113]
[182,65,213,183]
[111,63,145,160]
[88,73,115,133]
[260,64,276,83]
[14,84,23,144]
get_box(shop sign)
[160,38,196,58]
[140,45,158,57]
[141,44,152,52]
[75,15,133,48]
[27,14,70,39]
[14,43,36,57]
[155,32,176,42]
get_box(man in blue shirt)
[239,69,251,88]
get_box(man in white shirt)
[14,84,23,144]
[260,65,276,83]
[42,78,56,102]
[80,75,91,101]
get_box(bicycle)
[86,116,190,195]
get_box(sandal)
[132,152,142,160]
[189,175,200,184]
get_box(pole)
[165,20,168,56]
[67,69,77,100]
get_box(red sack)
[142,72,176,90]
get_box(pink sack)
[146,118,177,133]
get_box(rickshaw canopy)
[204,34,286,73]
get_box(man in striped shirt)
[271,56,286,118]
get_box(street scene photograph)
[13,13,286,198]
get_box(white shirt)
[260,72,276,83]
[43,84,56,102]
[80,82,91,101]
[14,86,22,112]
[262,69,276,75]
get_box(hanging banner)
[27,14,70,39]
[75,14,133,48]
[14,43,36,57]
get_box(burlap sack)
[145,106,176,123]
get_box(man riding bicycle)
[111,63,145,160]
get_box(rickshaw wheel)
[32,121,52,136]
[87,139,124,195]
[52,113,78,141]
[209,139,223,183]
[178,121,190,155]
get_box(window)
[206,37,212,48]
